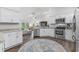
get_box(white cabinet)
[0,41,4,52]
[40,29,54,37]
[40,29,48,36]
[76,41,79,52]
[65,15,73,23]
[48,29,55,37]
[65,29,74,41]
[16,31,23,44]
[3,30,23,49]
[48,18,55,24]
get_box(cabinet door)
[48,18,55,24]
[40,29,45,36]
[0,43,3,52]
[40,29,55,37]
[10,32,18,46]
[4,33,11,48]
[4,31,23,49]
[65,30,73,41]
[15,31,23,44]
[0,42,4,52]
[4,32,16,49]
[45,29,49,36]
[40,29,46,36]
[9,31,23,46]
[48,29,54,37]
[65,15,73,23]
[76,41,79,52]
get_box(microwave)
[56,18,65,24]
[40,21,48,27]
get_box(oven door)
[55,29,65,39]
[55,29,64,35]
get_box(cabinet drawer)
[40,29,48,36]
[40,29,54,37]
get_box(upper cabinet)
[48,17,55,24]
[54,14,74,23]
[0,8,21,23]
[65,14,73,23]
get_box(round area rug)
[18,39,66,52]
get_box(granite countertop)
[34,26,72,30]
[34,26,55,29]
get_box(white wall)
[3,7,26,23]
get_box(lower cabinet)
[34,29,40,36]
[40,29,46,36]
[40,29,55,37]
[48,29,55,37]
[0,41,4,52]
[65,29,74,42]
[76,41,79,52]
[39,29,74,42]
[3,30,23,50]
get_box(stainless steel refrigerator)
[75,7,79,52]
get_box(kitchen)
[0,7,78,52]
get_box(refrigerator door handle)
[72,35,76,41]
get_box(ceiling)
[6,7,75,15]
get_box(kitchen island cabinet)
[0,30,23,50]
[0,41,4,52]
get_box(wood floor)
[5,35,76,52]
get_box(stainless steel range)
[55,27,65,39]
[55,18,66,39]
